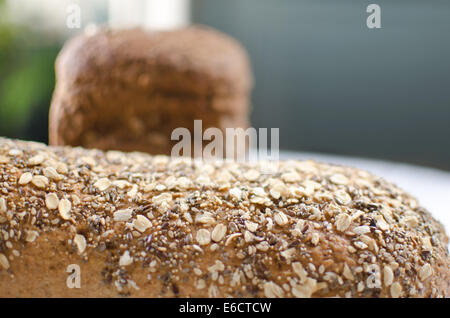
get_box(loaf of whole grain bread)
[0,137,448,297]
[49,26,252,156]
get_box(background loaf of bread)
[49,26,252,156]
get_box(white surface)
[144,0,190,30]
[280,151,450,234]
[109,0,190,30]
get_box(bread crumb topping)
[0,137,448,297]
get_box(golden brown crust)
[55,25,252,95]
[0,137,448,297]
[49,83,249,153]
[49,26,253,155]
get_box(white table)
[280,151,450,235]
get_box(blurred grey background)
[0,0,449,170]
[194,0,450,170]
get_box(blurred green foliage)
[0,0,60,142]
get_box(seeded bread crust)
[0,137,448,297]
[49,26,252,155]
